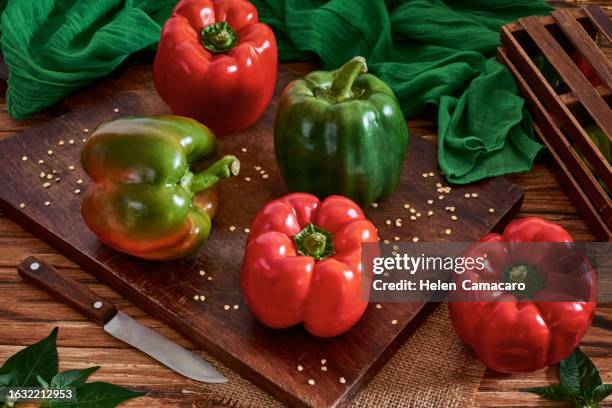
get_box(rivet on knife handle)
[18,256,117,325]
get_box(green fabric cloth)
[251,0,552,183]
[0,0,175,119]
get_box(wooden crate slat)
[500,26,612,191]
[560,85,612,108]
[498,47,612,240]
[505,8,588,34]
[585,4,612,44]
[552,9,612,88]
[519,16,612,138]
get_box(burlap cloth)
[191,304,485,408]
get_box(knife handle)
[18,256,117,326]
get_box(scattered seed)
[403,203,410,209]
[409,208,416,214]
[427,199,433,205]
[43,182,51,188]
[83,128,90,133]
[241,147,247,152]
[436,182,442,188]
[262,174,269,179]
[339,377,346,384]
[464,193,470,198]
[471,193,479,198]
[245,177,251,182]
[224,305,230,310]
[113,108,119,113]
[74,189,81,194]
[392,245,399,250]
[321,359,326,365]
[488,208,495,213]
[370,203,378,208]
[244,228,250,233]
[416,212,421,217]
[39,172,45,178]
[229,225,236,232]
[382,239,389,244]
[68,139,75,145]
[82,138,87,143]
[385,219,391,225]
[394,236,400,241]
[438,195,444,200]
[68,165,75,170]
[47,150,53,155]
[200,295,206,301]
[76,179,83,185]
[410,216,416,221]
[259,170,266,175]
[207,276,212,281]
[391,319,398,325]
[412,237,419,243]
[58,140,65,146]
[321,366,328,372]
[308,379,315,386]
[193,295,199,300]
[444,229,452,235]
[19,203,26,209]
[199,270,206,276]
[54,178,61,183]
[297,365,304,372]
[254,166,261,171]
[395,219,402,226]
[451,215,458,221]
[427,210,434,216]
[21,156,28,161]
[376,303,382,309]
[233,304,239,310]
[38,160,44,164]
[422,173,428,178]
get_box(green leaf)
[0,328,59,387]
[51,367,99,389]
[0,372,14,386]
[592,384,612,404]
[560,348,602,397]
[50,382,145,408]
[523,385,572,401]
[38,374,50,389]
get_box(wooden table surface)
[0,2,610,407]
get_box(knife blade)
[18,256,227,384]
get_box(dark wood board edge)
[586,4,612,43]
[498,46,612,240]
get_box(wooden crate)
[497,5,612,240]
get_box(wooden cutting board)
[0,63,523,407]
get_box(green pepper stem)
[293,224,335,260]
[329,56,368,102]
[201,22,239,54]
[502,263,544,299]
[189,155,240,193]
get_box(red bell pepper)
[153,0,278,135]
[449,217,597,373]
[240,193,378,337]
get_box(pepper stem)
[502,263,544,299]
[329,56,368,102]
[201,22,239,54]
[188,155,240,193]
[293,224,334,260]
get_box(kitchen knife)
[18,256,227,384]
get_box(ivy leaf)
[0,372,14,387]
[0,328,58,386]
[591,384,612,405]
[50,382,146,408]
[524,384,573,401]
[561,347,602,397]
[38,374,50,389]
[51,367,100,389]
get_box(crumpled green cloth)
[0,0,175,119]
[251,0,552,183]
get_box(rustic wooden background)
[0,1,610,407]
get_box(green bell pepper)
[81,115,239,261]
[274,57,409,206]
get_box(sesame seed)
[376,303,382,309]
[444,229,452,235]
[308,379,315,386]
[207,276,212,281]
[451,215,458,221]
[229,225,236,232]
[385,219,391,225]
[254,166,261,171]
[412,237,419,242]
[409,208,416,214]
[76,179,83,185]
[297,365,304,372]
[321,366,328,371]
[339,377,346,384]
[370,203,378,208]
[244,228,250,233]
[68,165,75,170]
[394,236,400,241]
[82,138,87,142]
[436,183,442,188]
[19,203,26,209]
[464,193,470,198]
[113,108,119,113]
[54,178,61,183]
[38,160,44,164]
[21,156,28,161]
[47,150,53,155]
[68,139,75,145]
[245,177,251,181]
[83,128,89,133]
[395,219,402,226]
[233,304,239,310]
[471,193,479,198]
[199,270,206,276]
[74,189,81,194]
[200,295,206,301]
[410,216,416,221]
[46,174,53,180]
[488,208,495,213]
[403,203,410,209]
[427,200,433,205]
[224,305,230,310]
[438,195,444,200]
[58,140,65,146]
[422,173,428,178]
[383,240,389,244]
[40,172,45,178]
[193,295,199,301]
[391,319,398,325]
[241,148,247,152]
[259,170,266,175]
[392,245,399,250]
[427,210,433,216]
[416,212,421,217]
[43,182,51,188]
[428,172,434,177]
[321,359,326,365]
[262,174,269,179]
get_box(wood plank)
[586,4,612,43]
